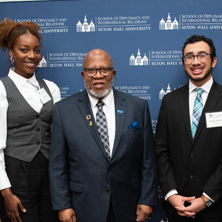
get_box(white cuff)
[203,192,215,203]
[0,149,11,190]
[165,189,178,201]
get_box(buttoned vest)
[1,76,53,162]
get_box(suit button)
[108,167,111,173]
[36,115,40,119]
[36,128,40,132]
[106,189,110,193]
[36,142,40,145]
[190,174,193,179]
[190,153,194,158]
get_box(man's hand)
[136,204,152,222]
[175,197,206,218]
[1,188,26,222]
[168,194,196,217]
[58,208,76,222]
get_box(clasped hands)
[168,194,206,218]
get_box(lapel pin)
[117,110,123,113]
[86,115,91,120]
[89,121,93,126]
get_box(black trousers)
[0,152,59,222]
[167,212,222,222]
[0,192,10,222]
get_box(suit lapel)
[194,81,222,141]
[112,90,126,159]
[77,90,109,160]
[179,84,193,142]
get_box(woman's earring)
[10,57,14,64]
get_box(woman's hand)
[1,188,26,222]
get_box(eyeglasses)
[83,67,114,77]
[182,52,211,64]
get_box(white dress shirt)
[165,77,214,202]
[0,68,61,190]
[88,89,116,157]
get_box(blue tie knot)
[197,88,204,96]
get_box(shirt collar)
[8,68,37,87]
[88,89,114,108]
[189,77,213,94]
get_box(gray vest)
[1,76,53,162]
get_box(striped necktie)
[96,100,110,159]
[191,88,204,138]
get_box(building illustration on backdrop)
[37,56,47,67]
[129,49,148,66]
[159,13,178,30]
[76,15,95,32]
[159,83,171,100]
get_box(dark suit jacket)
[155,81,222,217]
[49,89,157,222]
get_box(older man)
[49,49,157,222]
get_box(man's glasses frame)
[83,67,114,77]
[182,51,211,64]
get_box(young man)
[156,35,222,222]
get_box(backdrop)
[1,0,222,221]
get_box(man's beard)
[85,78,114,99]
[185,66,213,83]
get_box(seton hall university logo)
[129,49,148,66]
[37,56,47,68]
[159,13,178,30]
[76,15,95,32]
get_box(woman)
[0,18,61,222]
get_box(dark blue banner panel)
[1,1,222,221]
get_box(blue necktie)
[96,100,110,159]
[191,88,204,138]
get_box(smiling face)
[9,33,41,79]
[81,49,116,99]
[183,41,217,87]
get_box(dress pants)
[0,192,10,222]
[2,152,59,222]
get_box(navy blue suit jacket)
[49,89,157,222]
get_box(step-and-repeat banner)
[1,0,222,221]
